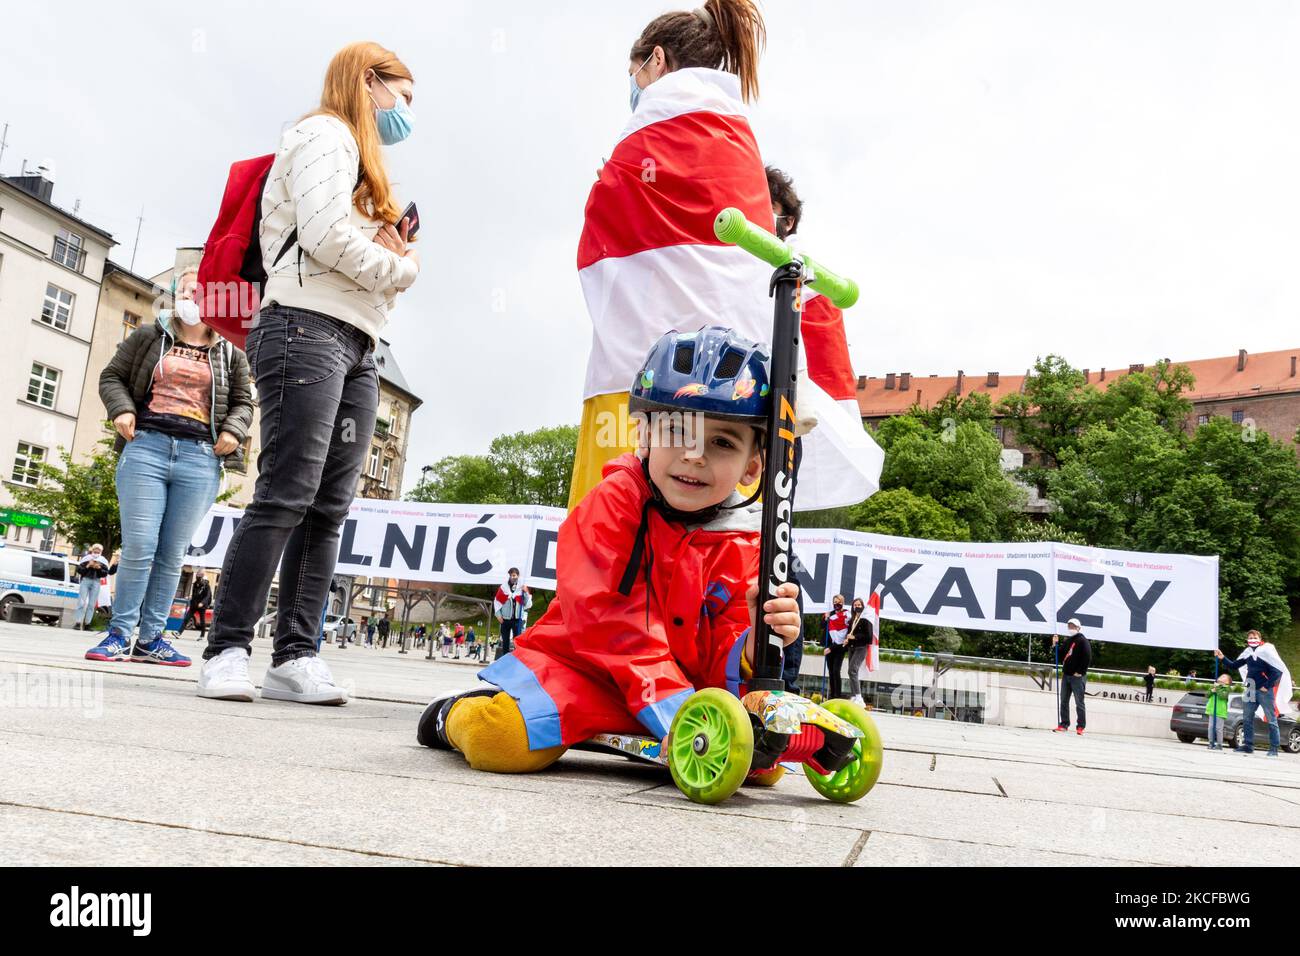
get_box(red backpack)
[197,155,301,349]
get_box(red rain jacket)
[478,453,760,749]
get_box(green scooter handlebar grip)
[713,207,859,309]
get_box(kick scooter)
[574,209,884,805]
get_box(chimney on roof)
[986,371,999,388]
[1291,356,1296,378]
[955,370,964,395]
[2,171,54,204]
[1083,368,1090,383]
[1237,349,1247,372]
[916,388,922,405]
[1100,367,1106,381]
[899,372,911,391]
[1129,363,1144,374]
[884,372,896,390]
[856,374,867,390]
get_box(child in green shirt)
[1205,674,1230,750]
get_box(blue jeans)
[110,430,221,642]
[1208,711,1224,746]
[1242,684,1280,753]
[75,577,101,625]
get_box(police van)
[0,545,79,625]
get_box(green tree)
[408,425,578,509]
[1093,359,1195,435]
[996,355,1099,488]
[847,487,970,540]
[1048,409,1185,546]
[10,439,120,552]
[876,418,1023,540]
[1183,417,1300,585]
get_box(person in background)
[366,619,376,647]
[73,544,116,631]
[454,622,465,659]
[181,569,213,640]
[823,594,849,700]
[466,624,479,660]
[1217,630,1290,757]
[1205,673,1230,750]
[1052,618,1091,735]
[85,267,253,667]
[198,41,420,705]
[845,596,873,707]
[1144,665,1156,702]
[377,616,390,648]
[494,567,532,660]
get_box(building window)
[26,363,59,408]
[1231,410,1244,425]
[993,424,1004,441]
[40,284,74,331]
[1196,414,1209,426]
[51,229,84,271]
[367,447,380,478]
[123,310,141,338]
[381,457,392,487]
[12,441,46,486]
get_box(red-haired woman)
[199,41,420,706]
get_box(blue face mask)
[370,74,414,145]
[629,56,652,112]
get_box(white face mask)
[175,298,202,326]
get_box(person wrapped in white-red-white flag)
[566,0,882,513]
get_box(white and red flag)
[864,584,883,673]
[577,67,881,511]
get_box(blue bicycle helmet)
[628,326,771,423]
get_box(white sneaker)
[850,694,865,706]
[261,655,347,705]
[197,647,256,701]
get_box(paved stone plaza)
[1,622,1297,866]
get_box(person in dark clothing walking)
[1052,618,1091,734]
[377,616,391,649]
[1143,666,1156,702]
[181,570,213,639]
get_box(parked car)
[323,615,356,643]
[0,546,78,625]
[1170,691,1299,753]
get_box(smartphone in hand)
[399,201,420,239]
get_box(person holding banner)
[824,595,850,700]
[845,596,874,707]
[494,568,532,660]
[1217,630,1293,757]
[1052,619,1091,735]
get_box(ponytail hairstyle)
[630,0,766,103]
[307,41,413,224]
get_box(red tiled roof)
[857,348,1300,418]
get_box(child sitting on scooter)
[417,328,802,775]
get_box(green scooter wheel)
[667,688,754,805]
[805,699,884,804]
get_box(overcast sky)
[3,0,1298,493]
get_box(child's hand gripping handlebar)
[712,207,859,309]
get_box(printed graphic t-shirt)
[137,343,213,442]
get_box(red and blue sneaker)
[130,634,192,667]
[84,629,131,662]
